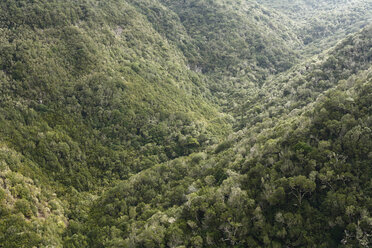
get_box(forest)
[0,0,371,247]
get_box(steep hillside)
[156,0,303,109]
[123,0,303,110]
[86,52,372,248]
[257,0,372,54]
[0,0,232,191]
[157,0,301,75]
[0,143,69,247]
[234,25,372,129]
[0,1,371,247]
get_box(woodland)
[0,0,371,247]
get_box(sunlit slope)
[85,27,372,248]
[0,0,231,190]
[0,1,371,247]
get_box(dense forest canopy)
[0,0,371,247]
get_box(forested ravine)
[0,0,371,247]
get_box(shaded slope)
[257,0,372,54]
[121,0,303,109]
[158,0,300,75]
[234,25,372,129]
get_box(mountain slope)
[0,1,371,247]
[83,28,372,247]
[234,25,372,129]
[0,0,231,191]
[157,0,301,75]
[121,0,304,111]
[86,68,372,247]
[0,143,67,247]
[257,0,372,54]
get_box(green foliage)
[0,0,231,192]
[0,144,67,247]
[0,0,371,247]
[84,39,372,247]
[257,0,372,55]
[235,25,372,129]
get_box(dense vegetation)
[0,0,371,247]
[0,0,232,188]
[257,0,372,54]
[86,66,372,248]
